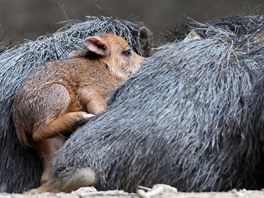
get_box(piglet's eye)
[122,48,132,57]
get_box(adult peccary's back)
[0,16,152,193]
[49,16,264,192]
[160,15,264,44]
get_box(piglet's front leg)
[78,89,107,114]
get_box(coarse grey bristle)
[160,15,264,44]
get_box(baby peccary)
[12,32,142,184]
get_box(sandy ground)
[0,185,264,198]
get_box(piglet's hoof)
[78,113,95,125]
[24,182,59,194]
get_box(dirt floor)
[1,185,264,198]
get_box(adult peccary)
[0,16,152,193]
[35,15,264,193]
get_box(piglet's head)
[84,33,143,80]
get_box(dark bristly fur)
[0,16,152,193]
[47,15,264,192]
[160,15,264,44]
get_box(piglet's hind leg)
[32,111,93,141]
[31,84,93,141]
[37,136,65,184]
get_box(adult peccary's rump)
[0,16,152,193]
[43,16,264,193]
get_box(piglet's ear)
[84,36,110,57]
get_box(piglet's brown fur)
[12,33,142,184]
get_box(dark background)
[0,0,263,45]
